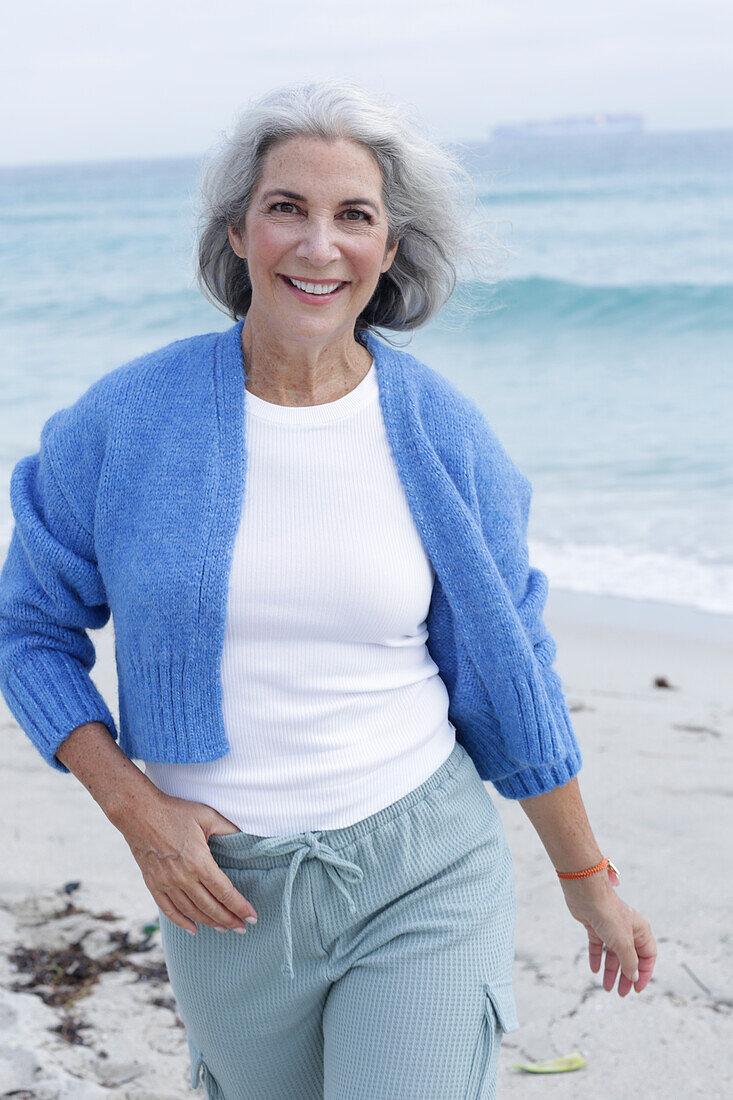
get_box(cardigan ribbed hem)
[117,646,230,765]
[2,647,118,773]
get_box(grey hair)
[194,79,509,341]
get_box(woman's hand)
[517,777,657,997]
[118,788,259,936]
[559,873,657,996]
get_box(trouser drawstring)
[242,830,364,979]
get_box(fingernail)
[186,928,196,936]
[632,969,639,982]
[234,927,247,934]
[215,926,228,932]
[245,916,257,924]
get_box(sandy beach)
[1,587,731,1098]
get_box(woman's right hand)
[120,788,259,935]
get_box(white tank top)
[144,357,455,835]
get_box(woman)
[0,81,656,1099]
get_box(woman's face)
[228,135,399,348]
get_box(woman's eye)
[267,202,370,221]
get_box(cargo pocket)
[465,981,520,1099]
[189,1040,225,1099]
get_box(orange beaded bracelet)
[556,856,620,881]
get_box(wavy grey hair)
[194,79,507,339]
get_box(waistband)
[208,740,469,978]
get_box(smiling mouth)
[281,275,348,296]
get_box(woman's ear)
[227,223,246,260]
[381,237,400,274]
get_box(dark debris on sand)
[5,883,170,1046]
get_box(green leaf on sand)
[513,1052,586,1073]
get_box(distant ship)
[491,113,645,139]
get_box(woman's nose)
[294,218,340,266]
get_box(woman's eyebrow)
[261,189,379,212]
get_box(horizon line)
[1,122,732,174]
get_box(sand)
[1,588,731,1098]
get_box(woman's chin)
[271,305,358,342]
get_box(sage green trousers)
[160,739,520,1099]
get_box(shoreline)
[548,584,733,643]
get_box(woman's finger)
[204,860,259,927]
[602,947,626,992]
[616,970,634,997]
[633,919,658,991]
[156,892,199,936]
[166,885,234,932]
[587,929,604,974]
[181,876,252,931]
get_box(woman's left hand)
[559,872,657,996]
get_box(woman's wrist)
[556,854,617,879]
[518,777,605,875]
[557,862,619,905]
[105,769,167,834]
[56,721,164,830]
[553,852,604,875]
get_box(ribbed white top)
[144,358,455,835]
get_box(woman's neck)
[241,318,372,407]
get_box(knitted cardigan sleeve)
[469,410,583,798]
[0,411,119,772]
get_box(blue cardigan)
[0,320,582,799]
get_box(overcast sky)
[2,0,730,166]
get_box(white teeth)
[288,277,342,295]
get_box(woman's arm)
[518,776,657,996]
[517,775,605,873]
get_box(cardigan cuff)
[2,647,118,773]
[490,742,583,799]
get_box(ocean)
[0,128,731,615]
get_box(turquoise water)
[1,129,731,614]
